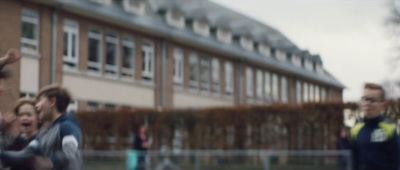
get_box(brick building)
[0,0,344,113]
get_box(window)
[272,74,279,102]
[20,92,36,98]
[246,67,253,98]
[264,72,271,101]
[105,31,119,76]
[321,87,327,102]
[88,27,102,72]
[89,0,112,5]
[256,70,263,99]
[189,53,199,88]
[317,64,324,75]
[142,40,154,80]
[292,55,301,67]
[276,49,286,61]
[309,84,314,102]
[105,103,117,110]
[240,37,253,51]
[225,61,234,95]
[211,58,220,93]
[166,10,185,29]
[122,36,135,77]
[63,20,79,69]
[123,0,145,15]
[87,101,100,111]
[193,20,210,37]
[296,81,302,104]
[258,43,270,57]
[21,8,39,53]
[303,82,309,102]
[67,100,78,114]
[173,48,184,84]
[305,59,313,71]
[217,28,232,44]
[281,76,288,103]
[315,86,320,102]
[200,57,210,91]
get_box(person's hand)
[32,156,54,170]
[1,111,16,130]
[0,49,21,66]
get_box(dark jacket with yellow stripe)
[350,116,399,170]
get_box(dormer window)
[193,20,210,37]
[305,59,313,71]
[166,10,185,29]
[317,63,324,75]
[240,36,253,51]
[89,0,112,5]
[123,0,145,15]
[258,43,270,57]
[292,54,301,67]
[276,49,286,61]
[217,28,232,44]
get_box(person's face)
[140,126,147,134]
[17,104,38,133]
[35,96,54,122]
[340,129,348,138]
[359,88,387,119]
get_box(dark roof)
[35,0,344,88]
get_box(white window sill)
[22,51,41,59]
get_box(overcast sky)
[211,0,397,102]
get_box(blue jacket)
[351,116,399,170]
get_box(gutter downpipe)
[160,38,168,108]
[51,8,58,84]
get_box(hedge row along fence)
[76,103,366,151]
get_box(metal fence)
[83,150,351,170]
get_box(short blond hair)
[364,83,386,101]
[13,98,36,115]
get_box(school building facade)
[0,0,344,113]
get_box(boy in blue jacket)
[350,83,399,170]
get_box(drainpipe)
[160,39,167,108]
[238,61,243,105]
[51,8,58,84]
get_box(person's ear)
[50,97,57,109]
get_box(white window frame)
[276,49,286,61]
[272,74,279,102]
[246,67,253,98]
[305,59,313,71]
[20,92,36,98]
[142,39,154,81]
[87,101,100,111]
[105,31,119,76]
[264,71,271,101]
[122,35,135,78]
[123,0,145,15]
[200,57,210,91]
[193,20,210,37]
[321,87,327,102]
[211,58,220,93]
[240,36,254,51]
[217,28,232,44]
[258,43,270,57]
[303,82,309,102]
[225,61,234,95]
[315,85,320,102]
[256,70,263,99]
[309,84,314,102]
[296,81,302,104]
[281,76,288,103]
[317,64,324,75]
[189,53,199,89]
[21,8,39,54]
[87,26,103,73]
[173,48,184,85]
[63,19,79,69]
[292,54,302,67]
[67,100,78,114]
[166,10,185,29]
